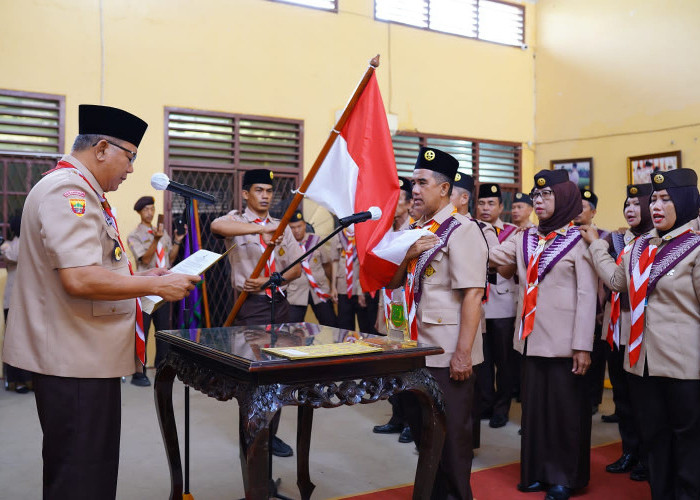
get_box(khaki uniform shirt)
[286,233,332,306]
[2,237,20,309]
[490,224,598,358]
[222,207,303,294]
[2,154,137,378]
[127,223,173,272]
[332,231,362,295]
[589,223,700,379]
[466,212,497,334]
[414,204,488,368]
[599,229,636,346]
[483,219,518,319]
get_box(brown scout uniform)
[286,233,332,307]
[127,222,173,272]
[3,154,136,378]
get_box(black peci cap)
[414,147,459,182]
[398,176,413,195]
[478,183,502,200]
[513,192,533,206]
[453,172,474,192]
[133,195,155,212]
[534,169,569,189]
[79,105,148,147]
[291,210,304,222]
[627,183,652,198]
[651,168,698,190]
[243,169,274,187]
[580,188,598,208]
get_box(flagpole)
[223,54,381,327]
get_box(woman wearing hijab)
[582,168,700,500]
[595,184,653,481]
[490,169,598,500]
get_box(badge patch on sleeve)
[63,189,86,198]
[69,198,86,216]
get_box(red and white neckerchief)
[148,229,166,268]
[44,161,146,366]
[518,228,560,340]
[343,228,356,298]
[253,217,276,298]
[628,240,658,366]
[299,240,330,302]
[404,219,440,341]
[606,239,636,349]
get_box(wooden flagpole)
[223,54,381,327]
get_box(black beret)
[580,188,598,208]
[398,176,412,195]
[513,192,533,206]
[651,168,698,190]
[534,169,569,189]
[626,183,652,198]
[453,172,474,192]
[414,147,458,181]
[291,210,304,222]
[478,183,502,200]
[243,169,274,187]
[79,105,148,147]
[133,196,155,212]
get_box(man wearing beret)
[211,168,302,458]
[2,105,200,499]
[476,183,519,428]
[389,147,488,499]
[511,192,535,229]
[127,195,187,385]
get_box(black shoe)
[591,405,599,415]
[517,481,545,493]
[398,426,413,443]
[489,414,508,428]
[601,413,620,423]
[271,436,293,457]
[630,462,648,482]
[606,453,638,473]
[130,372,151,387]
[373,422,403,434]
[545,484,572,500]
[14,384,29,394]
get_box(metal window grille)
[375,0,525,47]
[165,108,303,327]
[392,131,521,220]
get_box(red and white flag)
[305,73,426,292]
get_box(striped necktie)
[299,241,330,301]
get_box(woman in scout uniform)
[582,168,700,500]
[489,169,598,500]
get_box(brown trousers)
[34,374,121,500]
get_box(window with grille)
[393,131,521,219]
[375,0,525,47]
[165,107,303,327]
[269,0,337,12]
[0,90,65,242]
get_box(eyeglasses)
[529,189,554,201]
[93,140,137,164]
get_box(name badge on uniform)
[425,265,435,277]
[114,243,123,261]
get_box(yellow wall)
[0,0,536,361]
[534,0,700,229]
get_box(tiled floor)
[0,370,621,499]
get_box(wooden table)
[154,322,446,499]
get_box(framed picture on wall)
[627,150,682,184]
[550,158,593,190]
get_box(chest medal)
[114,243,123,261]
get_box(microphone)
[151,173,217,204]
[338,207,382,227]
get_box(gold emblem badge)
[278,248,285,256]
[629,186,638,195]
[269,172,274,180]
[455,173,461,181]
[537,178,546,187]
[114,245,122,261]
[584,191,591,199]
[313,257,318,264]
[516,193,522,199]
[424,150,436,161]
[491,185,498,193]
[399,179,404,187]
[425,265,435,277]
[296,213,302,220]
[654,174,664,184]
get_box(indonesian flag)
[306,73,426,291]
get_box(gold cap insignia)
[296,213,302,219]
[399,179,404,187]
[424,150,436,161]
[630,186,638,195]
[654,174,664,184]
[537,177,546,187]
[278,248,285,256]
[516,193,522,199]
[584,191,591,198]
[269,172,274,180]
[491,185,498,193]
[455,173,461,181]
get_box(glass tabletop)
[157,322,441,366]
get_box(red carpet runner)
[339,442,651,500]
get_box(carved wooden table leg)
[154,362,183,500]
[296,406,315,500]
